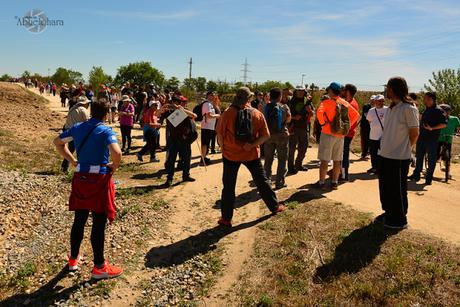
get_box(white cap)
[374,94,385,100]
[370,94,376,100]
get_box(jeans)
[378,157,410,225]
[139,129,159,159]
[342,136,353,179]
[264,135,289,186]
[414,138,438,183]
[166,139,191,180]
[221,157,279,221]
[61,141,75,172]
[70,210,107,266]
[288,127,308,170]
[369,139,381,171]
[120,125,133,150]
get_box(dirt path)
[24,85,460,306]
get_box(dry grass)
[236,192,460,306]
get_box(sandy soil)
[23,85,460,305]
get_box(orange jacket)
[316,97,360,138]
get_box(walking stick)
[196,139,207,171]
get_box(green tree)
[206,80,218,92]
[51,67,83,86]
[22,70,31,79]
[114,61,165,88]
[424,68,460,115]
[164,76,180,90]
[88,66,112,94]
[0,74,12,81]
[257,80,287,93]
[183,78,195,90]
[194,77,207,92]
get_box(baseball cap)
[374,94,385,100]
[326,82,343,92]
[370,94,376,100]
[234,87,254,105]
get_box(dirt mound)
[0,82,65,172]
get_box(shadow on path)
[0,267,98,307]
[314,222,401,283]
[145,215,272,268]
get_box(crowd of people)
[52,76,459,280]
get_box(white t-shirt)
[201,101,217,130]
[366,106,388,140]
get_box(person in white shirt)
[200,91,220,165]
[365,94,388,174]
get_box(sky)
[1,0,459,91]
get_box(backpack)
[328,99,350,135]
[193,101,206,122]
[232,105,253,142]
[175,117,198,144]
[264,102,283,134]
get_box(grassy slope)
[236,192,460,306]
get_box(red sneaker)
[68,255,81,272]
[273,204,287,214]
[218,218,232,227]
[91,261,123,280]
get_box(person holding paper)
[159,95,198,187]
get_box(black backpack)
[193,101,206,122]
[232,105,253,142]
[264,102,283,134]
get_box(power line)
[188,57,193,79]
[241,57,250,85]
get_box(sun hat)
[233,87,254,107]
[77,96,90,104]
[121,95,131,101]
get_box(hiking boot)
[287,169,298,175]
[218,218,232,227]
[68,254,81,272]
[182,176,196,182]
[424,180,432,186]
[408,173,420,182]
[374,213,386,224]
[165,179,173,188]
[136,153,143,162]
[275,183,287,190]
[314,181,327,191]
[296,166,308,172]
[384,222,408,230]
[91,261,123,280]
[272,204,286,214]
[150,157,160,163]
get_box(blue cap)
[327,82,343,91]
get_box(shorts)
[318,133,344,162]
[201,129,215,147]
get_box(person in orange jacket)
[341,84,361,181]
[315,82,360,190]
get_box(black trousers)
[361,126,370,157]
[61,141,75,172]
[369,139,380,170]
[70,210,107,266]
[378,157,410,225]
[139,129,158,158]
[221,157,279,221]
[120,125,132,150]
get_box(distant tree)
[114,61,165,88]
[284,82,294,89]
[88,66,112,94]
[31,73,45,82]
[257,80,287,93]
[206,80,218,92]
[21,70,31,79]
[0,74,12,81]
[194,77,207,92]
[183,78,195,90]
[50,67,83,86]
[309,83,319,91]
[216,81,232,95]
[164,76,180,91]
[424,68,460,115]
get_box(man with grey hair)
[216,87,286,228]
[61,95,91,172]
